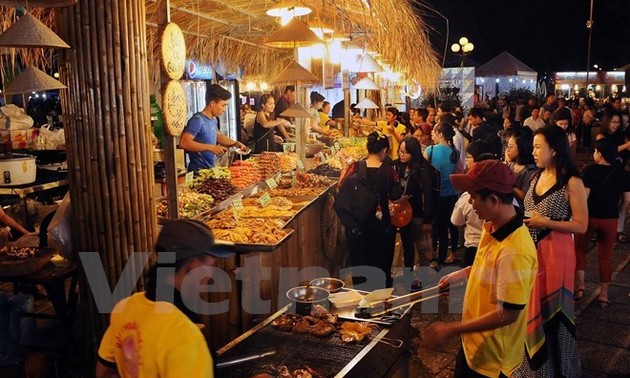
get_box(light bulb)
[496,78,500,83]
[451,43,460,53]
[459,37,468,46]
[261,82,268,91]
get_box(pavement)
[390,231,630,378]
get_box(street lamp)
[451,37,474,67]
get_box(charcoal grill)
[216,304,411,377]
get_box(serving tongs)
[354,284,452,319]
[216,350,276,368]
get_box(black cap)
[156,219,234,261]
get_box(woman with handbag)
[253,94,291,153]
[393,137,434,273]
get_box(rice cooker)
[0,153,37,186]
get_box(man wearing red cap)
[422,160,537,378]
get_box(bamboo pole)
[57,0,157,337]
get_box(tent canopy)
[476,51,536,77]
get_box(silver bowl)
[309,278,345,293]
[286,286,330,304]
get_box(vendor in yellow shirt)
[384,107,407,159]
[318,101,337,134]
[96,220,235,378]
[422,160,537,378]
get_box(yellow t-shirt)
[462,218,537,377]
[319,112,331,133]
[387,123,407,159]
[98,292,213,378]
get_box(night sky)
[416,0,630,74]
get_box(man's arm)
[180,132,226,155]
[216,132,246,150]
[95,360,118,378]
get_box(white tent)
[475,52,537,98]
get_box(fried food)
[292,319,312,333]
[271,314,301,331]
[309,321,336,337]
[338,321,374,343]
[0,246,38,259]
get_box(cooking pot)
[0,153,36,186]
[286,286,330,315]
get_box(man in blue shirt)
[180,84,246,173]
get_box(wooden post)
[157,0,179,220]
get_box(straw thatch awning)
[1,1,441,91]
[144,0,440,89]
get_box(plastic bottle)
[150,95,164,148]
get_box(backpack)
[334,161,381,228]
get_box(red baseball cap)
[450,160,516,194]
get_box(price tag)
[185,172,194,187]
[232,198,244,211]
[291,173,297,187]
[334,141,341,151]
[330,145,337,155]
[232,205,240,221]
[265,177,278,189]
[259,193,272,208]
[297,159,305,170]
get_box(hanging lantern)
[264,18,323,48]
[271,60,319,84]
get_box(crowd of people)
[336,94,629,377]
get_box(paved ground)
[389,232,630,378]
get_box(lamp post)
[451,37,474,67]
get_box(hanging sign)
[187,60,214,80]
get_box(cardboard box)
[0,128,40,149]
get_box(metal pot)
[309,278,345,293]
[0,153,36,186]
[286,286,330,315]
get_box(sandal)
[444,253,458,264]
[574,288,585,301]
[598,299,611,309]
[617,232,629,243]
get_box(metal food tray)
[230,228,295,252]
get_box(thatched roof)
[1,1,441,90]
[144,0,440,88]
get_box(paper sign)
[232,198,244,211]
[259,193,272,208]
[291,173,297,187]
[297,159,305,170]
[266,178,278,189]
[334,141,341,151]
[330,145,337,155]
[232,205,240,221]
[185,172,194,187]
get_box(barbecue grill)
[216,303,411,377]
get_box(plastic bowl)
[309,277,345,293]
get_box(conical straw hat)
[0,1,76,6]
[280,102,312,118]
[354,76,380,90]
[264,18,322,48]
[0,13,70,48]
[271,60,319,84]
[5,66,66,94]
[354,97,379,109]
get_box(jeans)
[400,217,425,268]
[347,225,396,289]
[432,195,459,264]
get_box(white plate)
[358,288,394,307]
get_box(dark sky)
[415,0,630,73]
